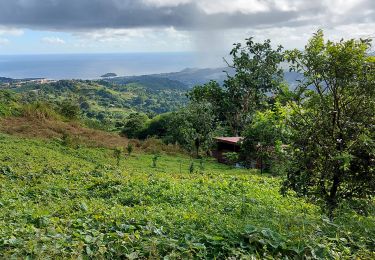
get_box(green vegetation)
[103,75,189,91]
[169,102,217,157]
[0,133,374,258]
[241,101,291,174]
[185,31,375,218]
[0,90,21,117]
[282,31,375,217]
[1,78,188,131]
[121,113,149,139]
[0,31,374,258]
[189,38,284,136]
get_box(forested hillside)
[1,79,188,131]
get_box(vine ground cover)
[0,134,374,258]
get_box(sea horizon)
[0,52,219,80]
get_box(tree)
[188,80,226,121]
[188,38,284,136]
[59,99,80,120]
[282,30,375,218]
[173,102,216,157]
[121,113,149,139]
[242,101,291,174]
[79,97,90,111]
[142,113,174,140]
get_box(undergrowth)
[0,134,374,259]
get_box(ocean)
[0,52,201,80]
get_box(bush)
[126,143,133,156]
[61,132,81,148]
[223,152,239,166]
[142,113,174,139]
[113,147,123,166]
[21,102,60,121]
[0,90,20,117]
[121,113,149,139]
[59,100,80,120]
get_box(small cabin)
[212,137,243,164]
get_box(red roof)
[215,137,243,145]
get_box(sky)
[0,0,374,56]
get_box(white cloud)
[322,0,365,15]
[142,0,191,7]
[41,36,66,44]
[76,29,147,43]
[66,27,192,53]
[198,0,269,14]
[74,27,190,46]
[0,38,10,45]
[0,27,24,36]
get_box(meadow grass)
[0,133,374,259]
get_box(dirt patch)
[0,117,129,148]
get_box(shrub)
[0,90,20,117]
[152,154,160,168]
[113,147,123,166]
[189,161,195,174]
[21,102,59,121]
[126,143,133,156]
[61,131,81,148]
[121,113,149,139]
[223,152,239,166]
[59,100,80,120]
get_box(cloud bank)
[0,0,373,56]
[0,0,373,31]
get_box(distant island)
[100,73,117,78]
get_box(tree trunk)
[328,173,340,220]
[195,139,200,158]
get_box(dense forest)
[0,31,374,258]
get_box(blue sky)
[0,0,374,55]
[1,30,73,54]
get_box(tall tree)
[282,30,375,218]
[189,38,284,136]
[171,102,216,157]
[224,38,284,135]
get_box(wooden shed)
[212,137,243,164]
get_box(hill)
[0,77,15,84]
[0,116,129,148]
[101,73,117,78]
[101,75,189,90]
[110,67,303,89]
[1,79,188,130]
[153,67,235,88]
[0,132,373,258]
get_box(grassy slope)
[0,117,130,148]
[0,134,374,258]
